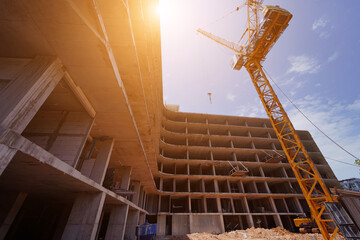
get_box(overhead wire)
[262,67,360,163]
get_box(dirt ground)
[159,227,345,240]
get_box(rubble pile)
[161,227,345,240]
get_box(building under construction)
[0,0,342,239]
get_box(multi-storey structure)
[0,0,340,239]
[151,108,339,235]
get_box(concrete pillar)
[230,198,235,213]
[189,214,193,233]
[216,198,222,213]
[0,192,27,239]
[157,215,166,235]
[119,166,132,190]
[132,181,141,206]
[294,198,304,213]
[203,197,207,213]
[247,214,254,228]
[218,215,225,233]
[61,192,105,240]
[269,197,283,228]
[0,56,64,175]
[90,138,114,184]
[124,210,139,240]
[214,180,219,193]
[138,187,144,207]
[138,212,145,225]
[104,204,129,240]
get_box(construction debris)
[159,227,345,240]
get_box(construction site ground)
[158,227,345,240]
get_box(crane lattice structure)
[198,1,344,239]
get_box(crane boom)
[197,29,244,54]
[197,2,360,239]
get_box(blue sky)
[159,0,360,180]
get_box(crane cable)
[199,3,246,30]
[262,67,360,163]
[324,156,360,168]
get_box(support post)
[61,192,105,240]
[89,138,114,184]
[104,204,129,240]
[131,181,141,206]
[0,192,27,240]
[124,210,139,240]
[118,166,132,190]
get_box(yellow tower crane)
[198,1,359,239]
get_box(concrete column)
[188,196,192,213]
[255,153,260,162]
[138,212,145,225]
[0,192,27,239]
[294,198,304,213]
[218,215,225,233]
[90,138,114,184]
[118,166,132,190]
[259,166,265,177]
[159,178,163,191]
[282,199,290,213]
[189,214,194,233]
[138,187,144,207]
[247,214,254,227]
[61,192,105,240]
[104,204,129,240]
[157,215,166,235]
[214,180,220,193]
[0,56,64,175]
[230,198,235,213]
[203,197,207,213]
[124,210,140,240]
[131,181,141,205]
[216,198,222,213]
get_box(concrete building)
[340,178,360,192]
[0,0,340,239]
[153,108,340,235]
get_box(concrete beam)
[0,56,64,175]
[0,56,64,134]
[104,204,129,240]
[61,192,106,240]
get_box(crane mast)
[197,1,349,239]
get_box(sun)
[156,0,172,19]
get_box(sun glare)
[157,0,172,20]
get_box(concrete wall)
[172,215,189,235]
[190,215,223,234]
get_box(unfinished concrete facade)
[151,108,340,235]
[0,0,162,239]
[0,0,340,239]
